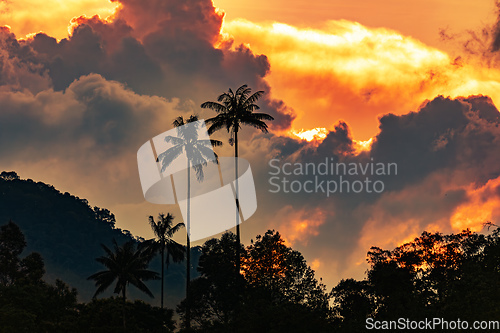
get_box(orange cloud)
[451,176,500,232]
[310,258,321,271]
[222,19,500,140]
[0,0,119,40]
[292,127,328,142]
[214,0,495,51]
[272,205,327,246]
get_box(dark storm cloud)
[251,95,500,276]
[371,96,470,189]
[259,98,295,132]
[27,23,164,94]
[0,27,51,93]
[0,0,293,129]
[267,95,500,205]
[373,95,500,188]
[111,0,223,43]
[0,74,174,160]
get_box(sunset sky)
[1,0,500,290]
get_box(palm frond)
[165,240,186,268]
[88,239,158,300]
[201,101,227,113]
[239,118,270,133]
[148,215,162,239]
[194,139,223,150]
[100,243,115,259]
[195,144,218,164]
[95,256,116,268]
[168,222,185,237]
[206,116,229,134]
[91,274,116,298]
[235,84,250,97]
[163,135,184,146]
[202,85,272,139]
[157,145,184,172]
[244,90,265,106]
[210,139,223,147]
[172,115,198,128]
[129,277,156,298]
[172,116,186,128]
[192,163,206,181]
[247,112,274,121]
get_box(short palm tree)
[88,239,158,300]
[148,213,185,309]
[156,115,222,330]
[88,239,159,329]
[201,84,274,273]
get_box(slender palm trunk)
[186,161,191,330]
[234,129,241,274]
[161,244,164,309]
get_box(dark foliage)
[177,231,332,332]
[0,220,175,332]
[0,172,199,305]
[331,228,500,332]
[78,298,175,333]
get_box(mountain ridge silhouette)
[0,171,200,307]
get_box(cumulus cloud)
[112,0,223,43]
[0,73,184,208]
[224,19,500,139]
[0,0,118,40]
[247,95,500,285]
[0,0,293,130]
[0,27,51,93]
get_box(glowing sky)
[214,0,497,49]
[0,0,118,39]
[222,19,500,140]
[0,0,499,292]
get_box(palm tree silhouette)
[87,239,159,329]
[148,213,185,309]
[201,84,273,273]
[156,115,222,330]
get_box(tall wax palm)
[87,239,159,329]
[149,213,185,309]
[201,84,274,273]
[156,115,222,330]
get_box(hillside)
[0,171,199,307]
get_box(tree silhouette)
[148,213,185,309]
[177,232,244,331]
[0,221,80,331]
[0,220,45,287]
[87,239,159,329]
[178,230,331,332]
[0,171,19,180]
[88,240,158,301]
[329,227,500,331]
[331,279,374,332]
[156,115,222,330]
[0,220,27,286]
[201,84,274,273]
